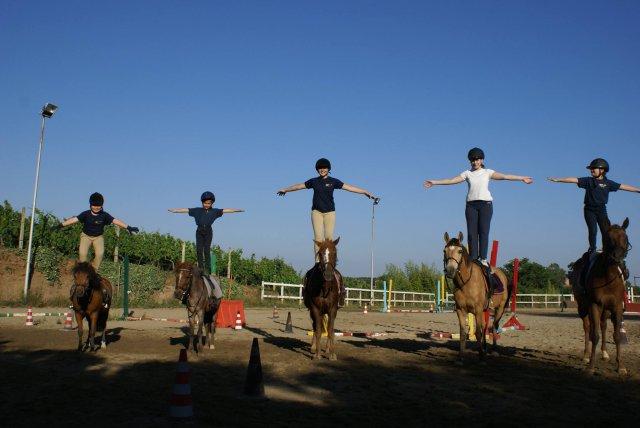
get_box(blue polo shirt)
[578,177,621,208]
[305,176,344,213]
[188,207,223,230]
[77,210,114,237]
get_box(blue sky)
[1,1,639,277]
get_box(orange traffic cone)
[169,349,193,419]
[63,312,74,331]
[234,311,243,330]
[25,306,34,326]
[363,304,368,314]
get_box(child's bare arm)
[168,208,189,213]
[277,183,306,196]
[547,177,578,184]
[619,184,640,193]
[222,208,245,213]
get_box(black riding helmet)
[586,158,609,173]
[200,191,215,203]
[315,158,331,171]
[89,192,104,207]
[467,147,485,161]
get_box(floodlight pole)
[23,115,48,302]
[369,198,379,305]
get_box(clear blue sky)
[1,1,639,277]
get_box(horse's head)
[174,262,194,300]
[443,232,467,279]
[72,262,99,298]
[605,218,631,264]
[315,237,340,282]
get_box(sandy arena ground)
[1,306,639,427]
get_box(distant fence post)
[122,255,129,320]
[114,227,120,263]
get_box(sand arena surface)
[1,307,639,426]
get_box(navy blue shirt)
[578,177,621,207]
[77,210,114,237]
[305,176,344,213]
[188,207,223,230]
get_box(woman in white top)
[424,147,533,266]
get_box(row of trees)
[0,201,300,285]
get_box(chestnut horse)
[443,232,512,364]
[174,262,221,353]
[303,238,343,360]
[568,218,630,374]
[70,262,112,352]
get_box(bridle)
[443,246,472,287]
[176,266,204,317]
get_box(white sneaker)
[480,259,489,267]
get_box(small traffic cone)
[234,311,243,330]
[429,303,434,312]
[169,349,193,419]
[63,312,74,331]
[244,338,265,397]
[363,304,368,314]
[272,305,279,319]
[284,312,293,333]
[25,306,34,326]
[620,321,628,345]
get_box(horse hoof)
[618,368,628,376]
[312,354,321,360]
[491,351,500,357]
[101,342,107,349]
[329,354,337,361]
[583,358,590,364]
[209,345,215,350]
[601,352,610,362]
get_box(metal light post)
[23,103,58,301]
[369,197,380,305]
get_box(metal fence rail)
[261,281,640,309]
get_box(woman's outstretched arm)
[492,172,533,184]
[423,176,465,188]
[341,183,376,199]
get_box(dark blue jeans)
[195,226,213,275]
[584,206,610,252]
[465,201,493,260]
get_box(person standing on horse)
[424,148,533,293]
[59,192,139,307]
[548,158,639,278]
[277,158,378,306]
[168,191,244,275]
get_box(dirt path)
[1,308,639,426]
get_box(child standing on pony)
[423,148,533,291]
[548,158,639,278]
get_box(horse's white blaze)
[323,248,330,263]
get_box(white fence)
[261,281,640,309]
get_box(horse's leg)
[75,311,84,351]
[582,315,591,363]
[195,309,204,353]
[455,309,466,365]
[309,308,317,354]
[588,303,601,373]
[474,309,486,362]
[600,310,609,361]
[613,307,626,374]
[188,314,196,352]
[491,304,506,355]
[88,311,99,351]
[310,308,322,360]
[327,309,338,361]
[210,311,218,350]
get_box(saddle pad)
[202,275,223,299]
[491,273,504,294]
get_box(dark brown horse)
[568,218,630,374]
[70,262,112,352]
[443,232,512,364]
[303,238,343,360]
[174,262,221,353]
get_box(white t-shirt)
[460,168,495,202]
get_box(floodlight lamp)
[41,103,58,118]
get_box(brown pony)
[568,218,630,374]
[443,232,512,364]
[70,262,112,352]
[174,262,221,353]
[303,238,343,360]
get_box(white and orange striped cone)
[272,305,279,319]
[234,311,243,330]
[363,304,368,314]
[63,312,74,331]
[169,349,193,419]
[25,306,34,326]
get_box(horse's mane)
[446,238,470,265]
[72,262,101,288]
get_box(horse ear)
[444,232,450,243]
[313,239,322,247]
[333,237,340,245]
[623,217,629,230]
[457,231,464,243]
